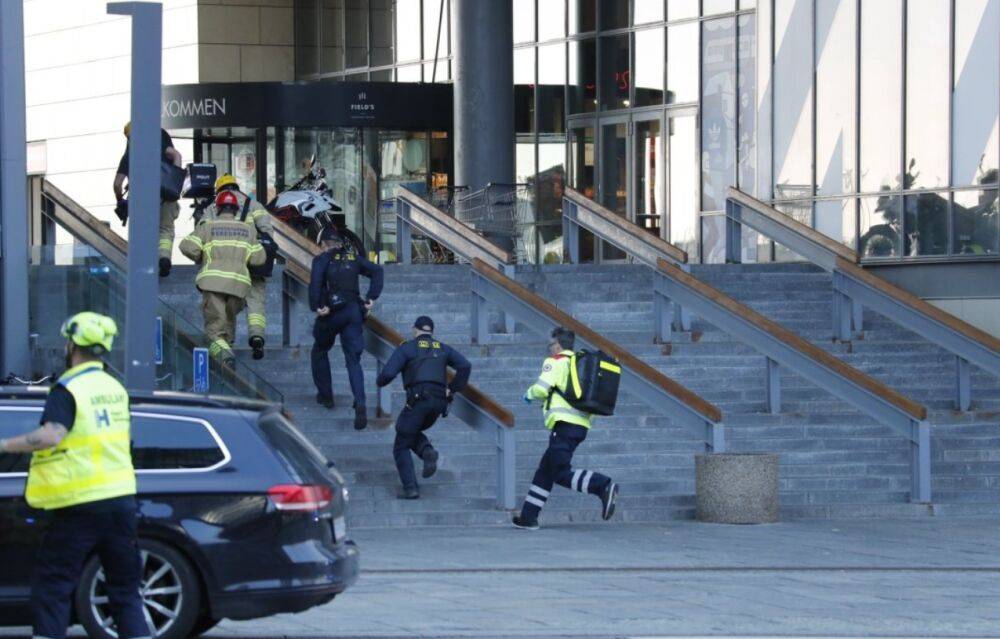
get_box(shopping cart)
[455,183,536,261]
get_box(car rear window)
[132,414,227,471]
[257,411,332,483]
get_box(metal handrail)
[655,258,930,502]
[562,187,692,332]
[726,187,1000,411]
[36,179,282,403]
[396,187,513,268]
[470,258,725,452]
[269,216,517,509]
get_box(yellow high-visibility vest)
[25,362,136,510]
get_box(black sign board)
[161,81,453,130]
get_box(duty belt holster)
[406,384,449,415]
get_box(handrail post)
[471,288,489,345]
[832,272,853,341]
[562,200,580,263]
[502,264,517,334]
[653,284,673,345]
[396,199,412,264]
[955,355,971,411]
[497,426,516,509]
[725,200,743,264]
[852,299,864,332]
[911,420,931,503]
[674,265,693,331]
[766,357,781,414]
[707,421,726,453]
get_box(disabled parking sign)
[193,347,210,393]
[154,317,163,365]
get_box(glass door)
[598,116,629,261]
[568,119,596,261]
[633,112,664,239]
[667,109,699,261]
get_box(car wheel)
[75,538,201,639]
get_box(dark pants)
[394,391,449,491]
[311,304,366,408]
[32,496,148,639]
[519,422,612,522]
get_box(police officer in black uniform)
[376,316,472,499]
[310,226,384,430]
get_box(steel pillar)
[0,1,30,376]
[452,0,513,193]
[108,2,162,391]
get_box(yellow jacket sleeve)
[245,226,266,266]
[179,228,204,262]
[249,199,274,235]
[526,357,565,400]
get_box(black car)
[0,389,359,639]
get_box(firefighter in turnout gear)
[200,173,276,360]
[512,327,619,530]
[309,226,383,430]
[0,313,147,639]
[376,316,472,499]
[180,189,266,367]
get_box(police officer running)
[199,173,277,360]
[0,313,148,639]
[376,316,471,500]
[113,122,183,278]
[180,190,266,367]
[310,226,384,430]
[512,327,619,530]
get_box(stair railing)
[269,216,517,510]
[562,188,692,332]
[655,258,931,502]
[726,187,1000,411]
[470,258,725,453]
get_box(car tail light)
[272,206,299,222]
[267,484,333,512]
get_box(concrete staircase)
[159,261,1000,526]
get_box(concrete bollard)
[695,453,779,524]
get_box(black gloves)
[114,199,129,226]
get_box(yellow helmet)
[215,173,238,192]
[61,312,118,355]
[123,121,131,137]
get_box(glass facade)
[290,0,999,264]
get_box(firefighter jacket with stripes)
[201,190,274,236]
[526,350,592,430]
[25,361,136,510]
[180,212,265,298]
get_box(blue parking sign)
[154,317,163,365]
[193,347,210,393]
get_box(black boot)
[249,336,265,360]
[397,487,420,500]
[511,515,539,530]
[600,482,619,521]
[421,448,439,478]
[316,393,334,409]
[353,405,367,431]
[158,257,172,278]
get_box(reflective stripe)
[209,339,231,355]
[158,239,173,249]
[525,495,546,508]
[184,235,204,247]
[534,378,552,391]
[247,313,266,327]
[568,353,582,398]
[528,484,550,498]
[571,469,583,492]
[196,269,252,286]
[203,240,256,250]
[581,470,594,494]
[545,406,588,421]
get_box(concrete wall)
[928,298,1000,338]
[197,0,294,83]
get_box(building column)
[452,0,514,194]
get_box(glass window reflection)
[773,201,812,261]
[538,0,566,40]
[569,0,597,33]
[635,118,663,236]
[859,193,901,258]
[345,0,368,68]
[538,137,567,262]
[815,0,856,195]
[737,14,756,195]
[371,0,394,66]
[423,0,447,60]
[538,43,567,132]
[667,22,698,103]
[954,189,999,255]
[515,48,536,133]
[860,0,901,193]
[569,39,597,113]
[703,0,736,15]
[396,0,421,61]
[669,115,698,260]
[600,0,628,29]
[815,198,856,247]
[701,215,726,263]
[514,0,536,43]
[953,0,999,187]
[634,0,664,24]
[668,0,698,21]
[600,121,628,259]
[906,0,950,189]
[295,0,319,77]
[903,192,949,256]
[701,17,736,211]
[599,34,630,110]
[634,28,665,107]
[773,0,812,200]
[320,0,345,74]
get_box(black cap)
[414,316,434,332]
[319,226,341,242]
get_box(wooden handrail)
[835,257,1000,355]
[564,187,688,264]
[397,187,514,264]
[41,180,129,261]
[271,217,516,428]
[727,187,857,263]
[471,258,722,423]
[657,259,927,420]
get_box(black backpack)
[241,197,278,278]
[551,349,621,416]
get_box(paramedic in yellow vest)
[180,189,266,368]
[0,313,148,639]
[200,173,274,360]
[512,327,618,530]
